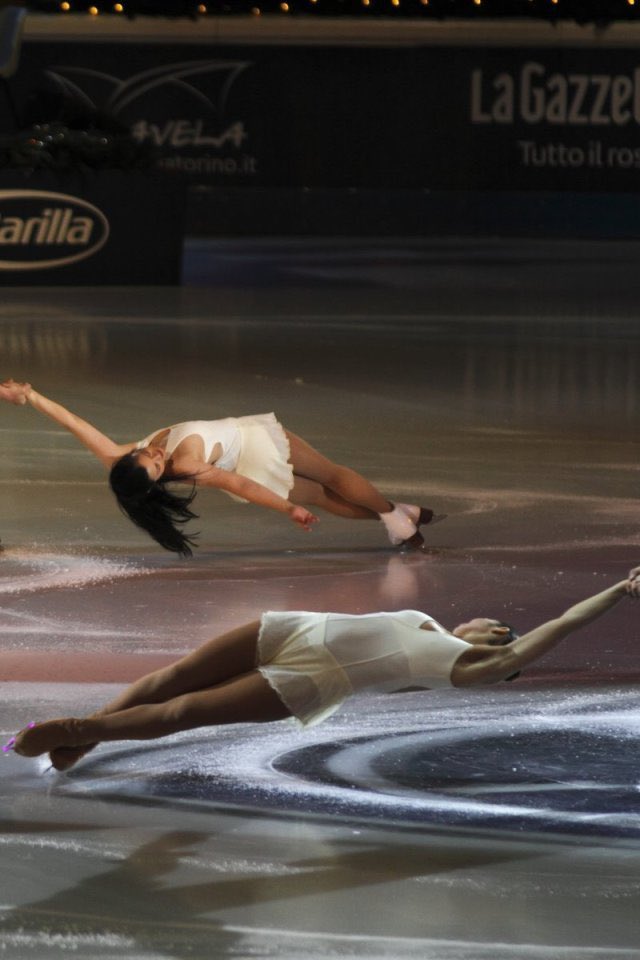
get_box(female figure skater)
[0,379,438,554]
[9,566,639,771]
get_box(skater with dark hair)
[8,567,639,771]
[1,379,441,555]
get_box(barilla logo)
[0,190,109,270]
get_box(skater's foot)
[13,718,91,758]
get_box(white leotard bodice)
[257,609,472,726]
[137,419,242,471]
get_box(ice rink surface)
[1,238,640,958]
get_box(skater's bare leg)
[51,621,261,770]
[17,671,291,761]
[291,476,377,520]
[286,432,422,543]
[286,432,392,514]
[98,621,261,716]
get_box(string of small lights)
[22,0,640,22]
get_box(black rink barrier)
[0,171,185,285]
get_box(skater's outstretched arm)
[1,381,135,468]
[452,569,640,687]
[172,456,318,531]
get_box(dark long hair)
[495,621,519,646]
[109,452,199,556]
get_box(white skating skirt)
[226,413,294,504]
[257,611,353,727]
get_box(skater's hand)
[0,379,31,405]
[289,505,318,532]
[626,567,640,597]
